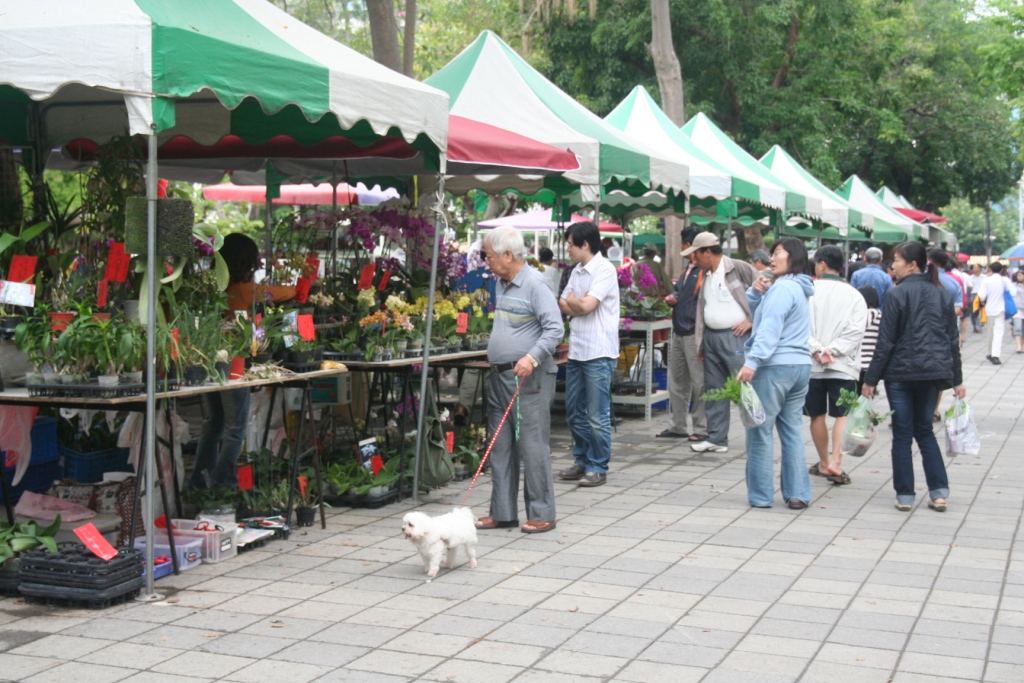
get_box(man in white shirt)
[977,262,1009,364]
[557,221,620,487]
[538,247,562,295]
[685,232,760,453]
[967,264,984,333]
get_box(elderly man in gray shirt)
[475,226,563,534]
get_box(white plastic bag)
[841,396,877,457]
[945,398,980,455]
[739,381,766,428]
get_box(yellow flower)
[487,312,495,319]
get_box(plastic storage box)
[60,446,131,483]
[168,519,238,563]
[133,536,203,572]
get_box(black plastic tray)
[0,569,19,596]
[18,545,142,577]
[19,576,144,609]
[19,560,143,590]
[27,382,145,399]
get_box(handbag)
[1004,288,1018,319]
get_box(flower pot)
[252,352,272,365]
[0,316,22,331]
[26,372,45,386]
[182,365,207,386]
[229,356,246,379]
[124,370,143,384]
[366,485,390,498]
[273,350,289,362]
[61,373,82,385]
[214,362,229,382]
[295,507,316,527]
[408,339,423,351]
[42,371,59,385]
[290,350,313,364]
[312,348,323,361]
[49,311,75,333]
[98,374,119,387]
[394,340,408,353]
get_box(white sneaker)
[690,441,728,453]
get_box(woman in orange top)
[188,233,296,490]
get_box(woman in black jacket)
[862,242,964,513]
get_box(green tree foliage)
[939,195,1020,256]
[530,0,1017,211]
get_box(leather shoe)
[578,472,606,487]
[558,464,585,480]
[786,499,807,510]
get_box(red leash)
[460,381,521,507]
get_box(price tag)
[8,255,37,284]
[171,328,179,360]
[74,523,119,561]
[294,276,311,304]
[445,431,455,454]
[456,312,469,334]
[105,242,131,282]
[97,279,109,309]
[377,271,392,291]
[298,475,308,498]
[297,314,316,341]
[306,256,320,282]
[0,281,36,307]
[358,263,376,290]
[370,454,384,476]
[237,465,254,491]
[4,450,16,468]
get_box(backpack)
[417,386,454,488]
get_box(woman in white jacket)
[806,246,867,486]
[1011,270,1024,353]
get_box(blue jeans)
[746,364,812,507]
[188,387,251,489]
[886,380,949,504]
[565,358,615,475]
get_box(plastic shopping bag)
[738,381,766,428]
[841,396,876,457]
[945,398,980,455]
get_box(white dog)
[402,507,478,578]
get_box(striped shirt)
[561,253,620,361]
[861,308,881,370]
[488,264,564,373]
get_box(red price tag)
[294,276,311,304]
[74,523,119,561]
[8,255,37,284]
[370,454,384,476]
[298,475,308,498]
[306,256,320,282]
[105,242,131,282]
[237,465,254,491]
[445,431,455,454]
[456,312,469,334]
[358,263,376,290]
[171,328,179,360]
[377,271,392,291]
[97,279,109,309]
[255,313,262,326]
[4,450,16,468]
[297,314,316,341]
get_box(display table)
[615,319,671,421]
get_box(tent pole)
[265,165,273,278]
[137,132,163,602]
[330,161,338,276]
[412,168,446,502]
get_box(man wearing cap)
[685,231,760,453]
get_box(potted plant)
[288,338,319,365]
[15,303,56,384]
[0,516,61,594]
[183,484,238,527]
[294,471,322,527]
[54,312,93,383]
[82,316,125,386]
[120,319,146,384]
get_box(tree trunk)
[402,0,417,78]
[0,149,23,231]
[743,224,766,254]
[366,0,401,72]
[649,0,686,279]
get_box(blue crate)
[31,417,59,465]
[653,367,669,410]
[59,446,132,484]
[0,460,62,504]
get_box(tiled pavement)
[1,331,1022,683]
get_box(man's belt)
[489,362,516,373]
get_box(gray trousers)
[486,369,556,523]
[704,327,750,447]
[668,332,706,435]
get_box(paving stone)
[22,661,134,683]
[222,659,332,683]
[344,649,444,677]
[78,642,180,669]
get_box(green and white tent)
[0,0,449,165]
[836,175,927,243]
[877,186,914,210]
[876,187,957,248]
[425,31,689,201]
[605,87,731,200]
[681,113,821,220]
[759,146,873,237]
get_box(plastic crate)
[30,417,59,465]
[60,446,132,484]
[0,460,62,504]
[652,367,669,410]
[133,536,203,572]
[168,519,238,563]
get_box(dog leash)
[460,377,521,507]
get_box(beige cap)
[680,231,719,257]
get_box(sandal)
[688,433,708,442]
[933,412,942,423]
[656,429,689,438]
[809,463,827,477]
[521,520,556,534]
[475,516,519,529]
[826,471,851,485]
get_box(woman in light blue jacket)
[737,238,815,510]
